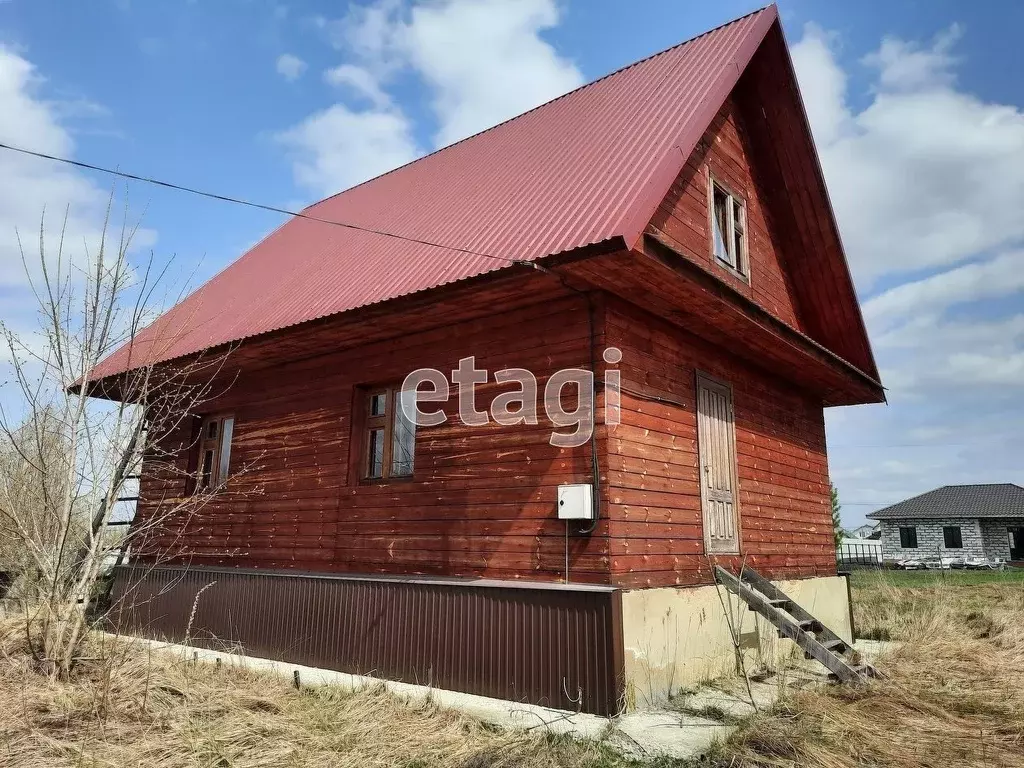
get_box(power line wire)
[3,146,1010,458]
[0,141,521,268]
[829,443,974,449]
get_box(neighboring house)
[87,6,884,714]
[868,484,1024,563]
[849,523,880,540]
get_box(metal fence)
[837,542,884,568]
[109,564,625,716]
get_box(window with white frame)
[710,177,748,277]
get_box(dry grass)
[4,571,1024,767]
[0,620,642,768]
[705,570,1024,767]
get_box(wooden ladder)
[714,565,876,683]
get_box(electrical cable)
[0,141,522,268]
[3,144,1001,451]
[2,140,609,538]
[578,291,602,536]
[524,262,602,537]
[7,144,975,521]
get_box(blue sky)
[1,0,1022,526]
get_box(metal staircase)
[714,565,876,683]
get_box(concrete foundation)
[620,574,853,709]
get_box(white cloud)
[275,104,418,198]
[862,24,962,92]
[794,26,1024,523]
[332,0,404,66]
[278,0,582,197]
[275,53,307,81]
[793,23,1024,398]
[0,43,157,416]
[792,24,1024,287]
[790,25,848,147]
[864,251,1024,330]
[390,0,583,147]
[0,45,117,290]
[874,313,1024,389]
[323,64,390,108]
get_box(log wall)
[648,94,804,332]
[133,87,842,589]
[604,298,835,588]
[135,291,611,584]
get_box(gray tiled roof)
[867,484,1024,520]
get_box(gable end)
[648,94,805,332]
[635,18,880,386]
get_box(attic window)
[710,177,748,278]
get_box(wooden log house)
[92,6,884,714]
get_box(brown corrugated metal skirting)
[109,565,624,716]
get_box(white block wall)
[880,518,984,560]
[980,519,1024,560]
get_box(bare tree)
[0,194,236,678]
[0,407,83,591]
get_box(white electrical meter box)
[557,483,594,520]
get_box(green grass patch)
[849,567,1024,589]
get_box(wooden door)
[696,374,741,554]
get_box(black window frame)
[943,525,963,549]
[898,526,918,549]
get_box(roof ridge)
[939,483,1023,489]
[308,4,776,210]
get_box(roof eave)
[868,512,1024,520]
[80,236,628,398]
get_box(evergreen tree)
[830,482,844,547]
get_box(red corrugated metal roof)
[93,6,778,380]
